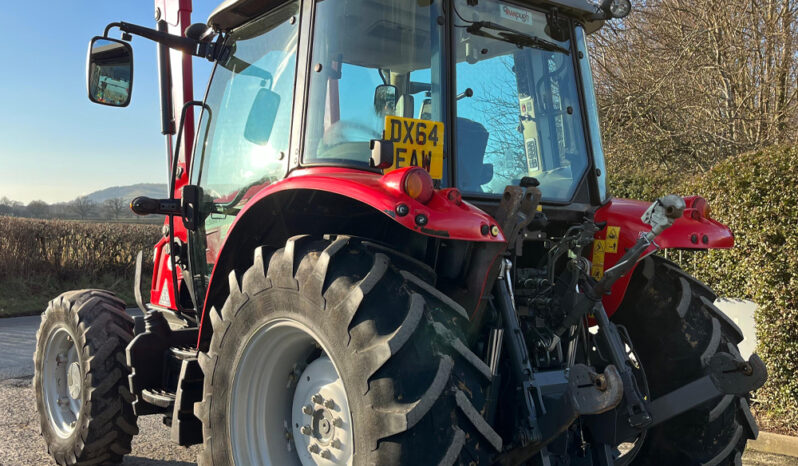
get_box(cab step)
[141,389,176,408]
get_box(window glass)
[303,0,444,169]
[190,3,299,282]
[453,0,588,201]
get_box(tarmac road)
[0,312,793,466]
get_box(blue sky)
[0,2,215,203]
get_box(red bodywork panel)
[237,167,506,242]
[593,196,734,316]
[150,0,194,311]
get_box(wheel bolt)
[324,399,335,409]
[56,353,66,365]
[302,404,313,415]
[321,449,332,459]
[331,439,342,449]
[333,417,343,427]
[57,397,69,406]
[308,443,321,454]
[312,393,324,404]
[300,425,312,436]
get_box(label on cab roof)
[500,4,534,26]
[383,116,444,179]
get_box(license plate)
[383,116,444,179]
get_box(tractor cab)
[197,0,608,209]
[179,0,616,299]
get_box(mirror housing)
[244,88,281,145]
[87,37,133,107]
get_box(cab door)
[187,2,301,304]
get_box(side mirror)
[87,37,133,107]
[244,87,281,145]
[374,84,397,116]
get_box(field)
[0,217,161,317]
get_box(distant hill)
[84,183,167,204]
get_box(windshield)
[453,0,588,202]
[303,0,445,170]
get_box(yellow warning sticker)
[592,239,606,266]
[383,115,444,179]
[591,239,606,280]
[606,226,621,254]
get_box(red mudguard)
[214,166,506,244]
[593,196,734,317]
[194,167,506,344]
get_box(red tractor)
[34,0,766,464]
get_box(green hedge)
[0,218,161,317]
[608,146,798,433]
[679,146,798,433]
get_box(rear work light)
[402,167,434,204]
[691,196,712,220]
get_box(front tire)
[34,290,138,465]
[613,256,759,465]
[194,236,502,465]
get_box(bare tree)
[0,196,23,216]
[591,0,798,175]
[70,196,96,220]
[103,197,127,220]
[26,200,50,218]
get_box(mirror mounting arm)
[103,21,226,61]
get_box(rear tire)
[34,290,138,465]
[613,256,758,465]
[194,236,501,465]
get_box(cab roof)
[208,0,604,32]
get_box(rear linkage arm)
[494,194,764,464]
[491,184,625,465]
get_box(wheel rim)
[230,319,353,466]
[42,326,82,438]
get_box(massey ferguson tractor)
[33,0,767,464]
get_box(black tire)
[612,256,759,466]
[34,290,138,466]
[194,235,501,465]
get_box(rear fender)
[195,167,505,347]
[593,197,733,316]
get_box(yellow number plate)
[383,116,444,179]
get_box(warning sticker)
[606,226,621,254]
[158,278,172,308]
[591,240,606,280]
[383,115,444,179]
[592,239,606,265]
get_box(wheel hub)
[67,362,81,399]
[314,409,334,441]
[292,356,353,465]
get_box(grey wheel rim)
[230,319,353,466]
[42,326,82,438]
